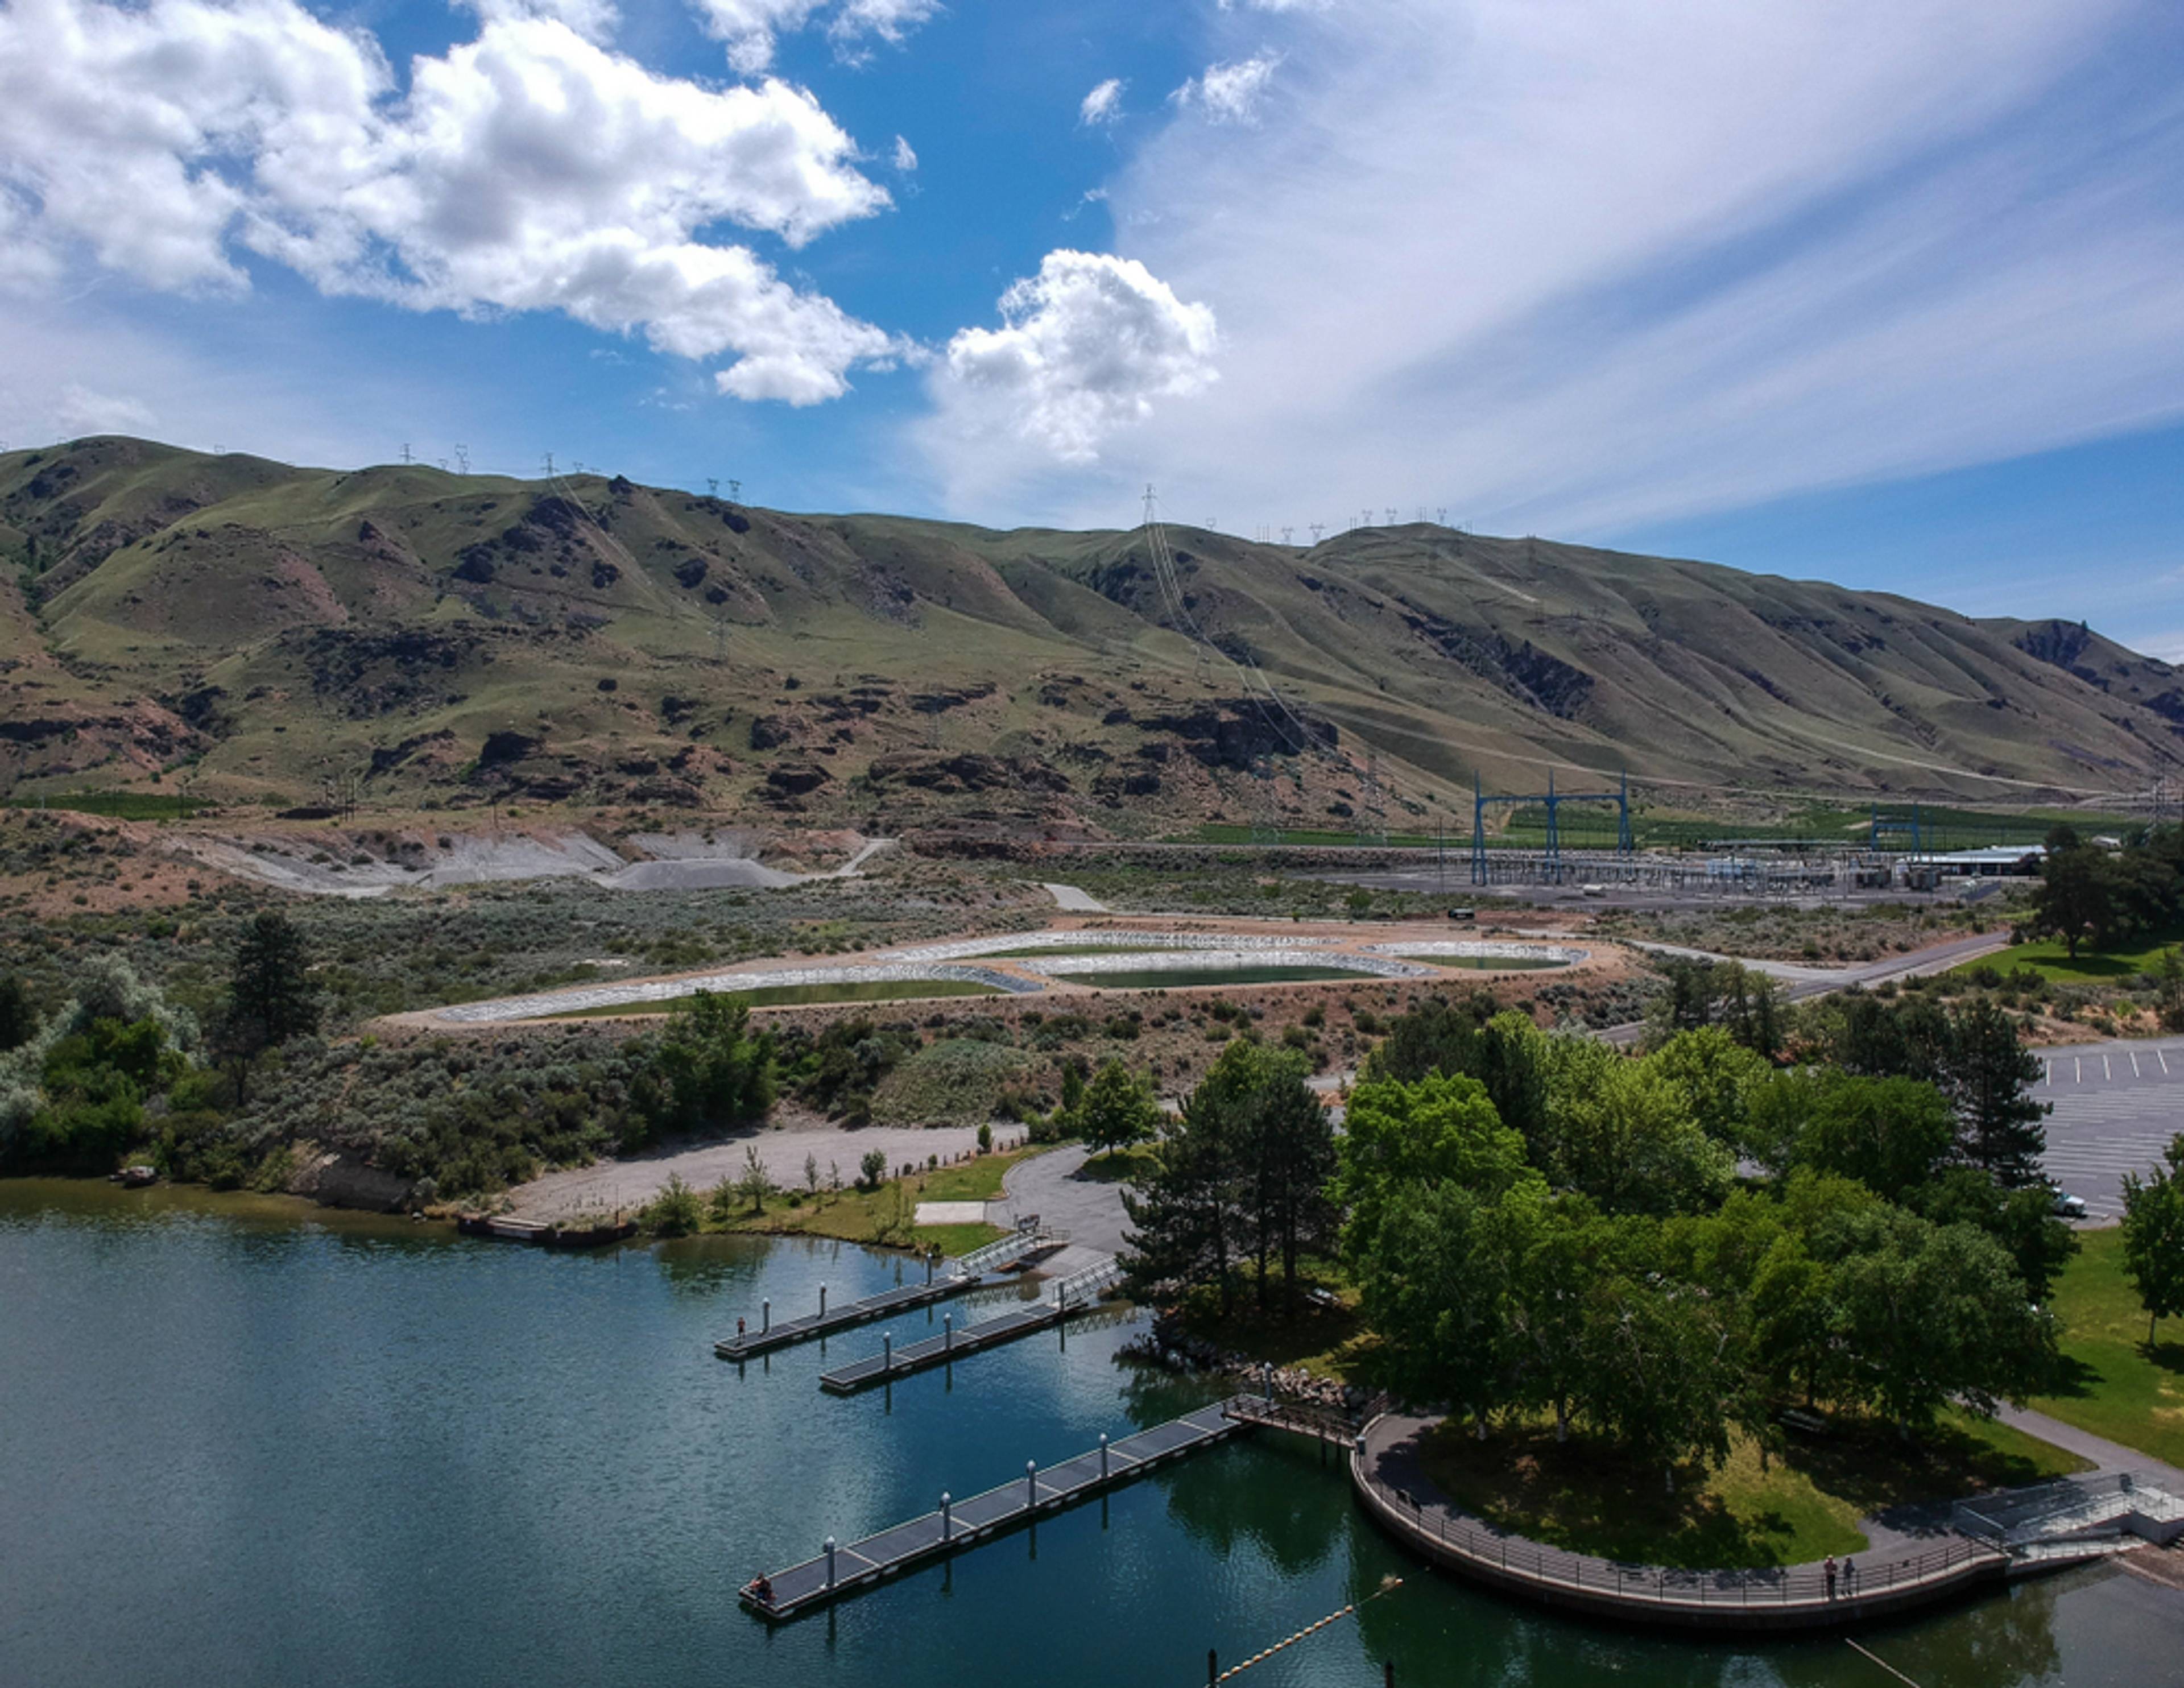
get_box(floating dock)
[742,1396,1252,1621]
[816,1259,1123,1393]
[818,1301,1064,1393]
[713,1227,1058,1362]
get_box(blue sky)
[3,0,2184,655]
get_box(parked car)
[2050,1188,2087,1219]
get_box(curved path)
[1352,1412,2009,1631]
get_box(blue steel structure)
[1471,769,1633,886]
[1869,805,1924,853]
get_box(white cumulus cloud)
[1080,77,1124,126]
[0,0,903,404]
[1173,52,1279,124]
[687,0,938,73]
[891,134,917,171]
[937,249,1218,461]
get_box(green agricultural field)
[2035,1226,2184,1467]
[1952,932,2184,984]
[3,791,201,821]
[539,978,1004,1016]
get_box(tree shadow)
[2041,1351,2107,1400]
[2142,1337,2184,1376]
[1782,1414,2062,1515]
[1416,1425,1797,1569]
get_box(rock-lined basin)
[436,962,1042,1024]
[1365,940,1588,967]
[888,930,1343,963]
[1021,948,1437,983]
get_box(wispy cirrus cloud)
[926,0,2184,543]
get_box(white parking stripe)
[2132,1052,2141,1078]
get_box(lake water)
[3,1180,2178,1688]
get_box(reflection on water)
[2,1179,2178,1688]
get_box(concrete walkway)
[1356,1412,2005,1629]
[1041,882,1110,913]
[1999,1405,2184,1490]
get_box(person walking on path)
[1824,1555,1838,1600]
[1842,1557,1856,1597]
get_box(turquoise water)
[2,1180,2178,1688]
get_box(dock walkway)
[819,1301,1062,1393]
[717,1275,984,1362]
[714,1231,1054,1362]
[743,1396,1250,1620]
[816,1256,1123,1393]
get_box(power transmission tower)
[728,479,742,503]
[401,444,412,465]
[454,444,470,474]
[1436,507,1447,526]
[542,452,555,477]
[1309,523,1324,544]
[1384,507,1397,526]
[1280,526,1293,545]
[706,477,719,498]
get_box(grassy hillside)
[3,435,2178,835]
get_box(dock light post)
[820,1283,827,1317]
[762,1298,770,1335]
[944,1313,953,1354]
[925,1249,934,1285]
[825,1537,836,1590]
[1263,1362,1274,1403]
[941,1492,952,1542]
[1099,1433,1109,1480]
[1027,1460,1037,1510]
[883,1331,894,1372]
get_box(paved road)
[988,1144,1130,1259]
[1599,930,2013,1046]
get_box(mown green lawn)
[1953,932,2184,983]
[2036,1226,2184,1466]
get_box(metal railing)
[949,1227,1053,1279]
[1956,1472,2184,1546]
[1356,1459,2000,1610]
[1050,1257,1122,1306]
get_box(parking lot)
[2038,1036,2184,1221]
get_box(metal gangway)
[949,1219,1064,1280]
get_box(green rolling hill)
[2,434,2177,834]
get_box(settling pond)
[3,1181,2175,1688]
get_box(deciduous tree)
[2123,1135,2184,1346]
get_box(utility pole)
[400,443,412,465]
